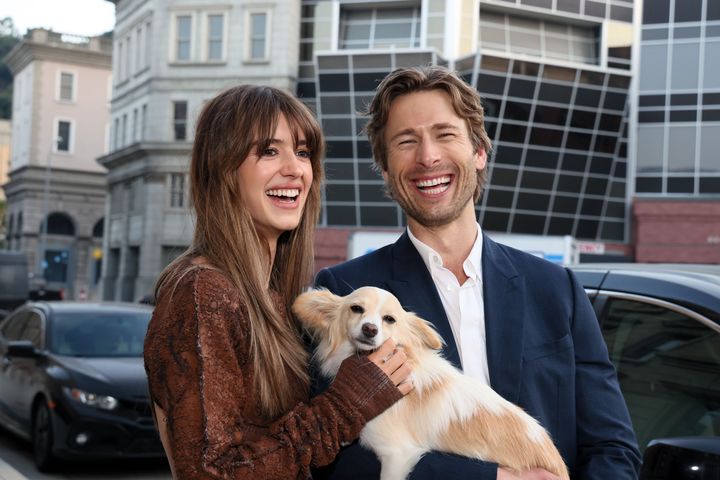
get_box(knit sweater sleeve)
[144,267,402,480]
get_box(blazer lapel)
[482,234,525,403]
[385,232,462,369]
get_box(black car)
[572,264,720,480]
[0,301,164,471]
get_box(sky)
[3,0,116,37]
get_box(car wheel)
[32,401,56,472]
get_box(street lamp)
[36,136,62,287]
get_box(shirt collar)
[407,223,484,281]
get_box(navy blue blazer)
[312,232,640,480]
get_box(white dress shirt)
[407,224,490,385]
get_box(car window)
[20,312,44,348]
[0,311,31,341]
[50,310,152,357]
[600,297,720,452]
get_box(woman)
[144,85,412,479]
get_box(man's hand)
[497,468,562,480]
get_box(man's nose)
[417,136,441,167]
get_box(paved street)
[0,430,171,480]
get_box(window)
[145,21,152,69]
[113,117,120,150]
[58,72,74,101]
[246,11,270,61]
[170,173,186,208]
[339,5,420,50]
[126,34,133,76]
[141,104,147,141]
[173,101,187,141]
[1,311,30,341]
[0,311,43,348]
[44,249,70,283]
[122,113,128,146]
[117,40,124,81]
[171,11,228,63]
[46,212,75,235]
[175,14,193,61]
[600,297,720,452]
[132,108,139,142]
[207,14,224,60]
[136,26,143,72]
[479,9,600,65]
[56,120,72,152]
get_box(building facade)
[0,119,10,202]
[297,0,635,265]
[633,0,720,262]
[99,0,301,301]
[3,29,111,299]
[99,0,720,299]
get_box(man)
[313,66,640,479]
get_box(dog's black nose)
[362,323,378,338]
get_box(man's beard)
[385,167,477,228]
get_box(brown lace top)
[144,265,402,479]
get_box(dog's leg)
[378,448,426,480]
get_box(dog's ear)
[410,314,444,350]
[292,289,341,331]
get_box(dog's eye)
[350,304,364,314]
[382,315,396,324]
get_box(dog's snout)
[362,322,378,338]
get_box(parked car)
[0,301,163,471]
[0,251,29,313]
[572,263,720,480]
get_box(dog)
[293,286,569,480]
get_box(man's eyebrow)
[388,123,461,143]
[389,128,417,143]
[432,122,460,131]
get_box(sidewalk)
[0,458,27,480]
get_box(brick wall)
[633,199,720,263]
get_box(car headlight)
[63,387,119,411]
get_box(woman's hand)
[368,338,414,395]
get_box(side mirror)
[640,437,720,479]
[6,340,38,358]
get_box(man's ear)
[409,314,444,350]
[292,289,341,331]
[475,147,487,171]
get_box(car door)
[0,308,45,429]
[13,309,46,424]
[0,309,32,425]
[593,292,720,452]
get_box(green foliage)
[0,17,19,120]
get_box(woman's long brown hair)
[155,85,325,418]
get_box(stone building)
[99,0,300,300]
[3,29,111,299]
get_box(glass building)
[299,0,636,245]
[636,0,720,195]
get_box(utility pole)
[37,136,61,287]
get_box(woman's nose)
[280,151,303,177]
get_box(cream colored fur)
[293,286,569,480]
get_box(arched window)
[7,214,14,239]
[15,212,22,238]
[92,217,104,238]
[43,212,76,236]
